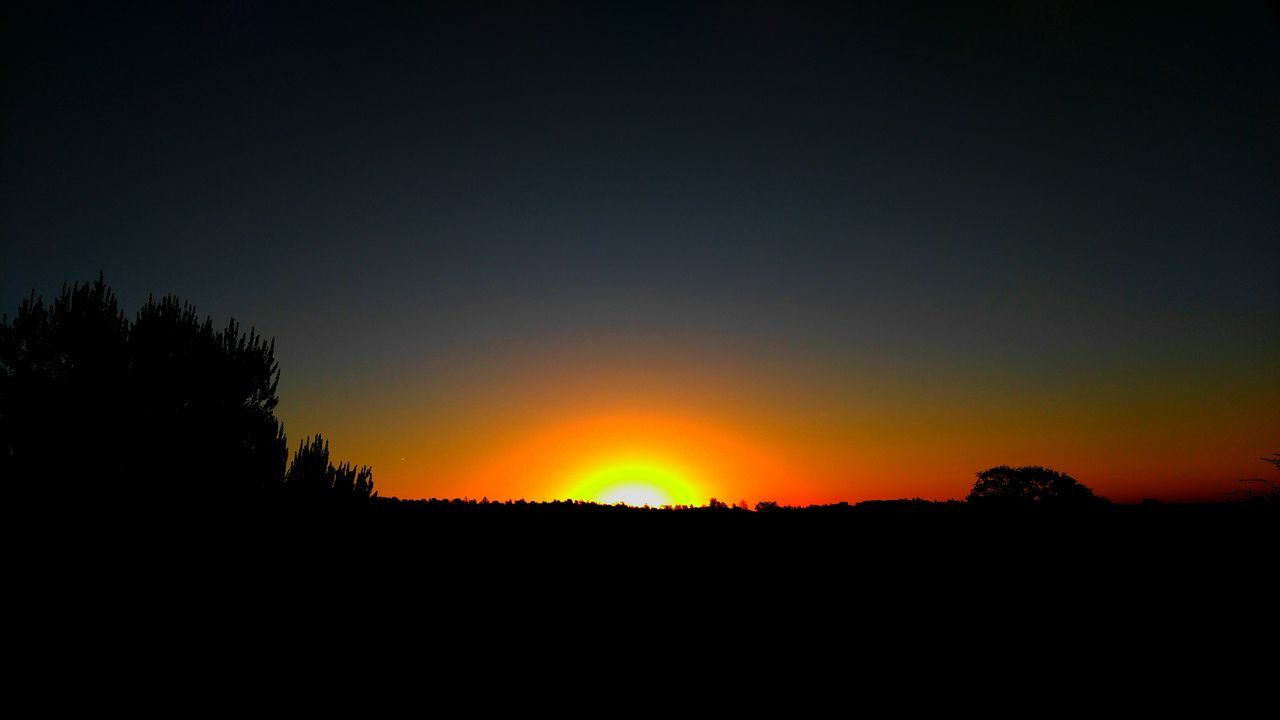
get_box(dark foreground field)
[112,495,1276,570]
[23,497,1274,695]
[203,497,1277,592]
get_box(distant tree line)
[0,276,372,520]
[8,277,1269,524]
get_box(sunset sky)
[3,3,1277,504]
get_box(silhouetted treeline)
[0,276,372,523]
[366,494,1274,519]
[4,277,1273,537]
[366,466,1115,517]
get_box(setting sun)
[445,412,803,507]
[570,461,700,507]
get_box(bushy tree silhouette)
[284,434,376,508]
[130,293,287,504]
[1,276,372,521]
[2,277,131,503]
[967,465,1107,508]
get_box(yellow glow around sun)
[570,461,701,507]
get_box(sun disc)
[571,461,699,507]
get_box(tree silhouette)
[967,465,1107,508]
[1226,452,1279,503]
[2,276,131,504]
[0,276,373,519]
[285,434,376,508]
[130,293,287,504]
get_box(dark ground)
[17,497,1272,701]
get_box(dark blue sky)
[3,2,1277,500]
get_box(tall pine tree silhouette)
[1,275,372,521]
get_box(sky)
[3,2,1277,504]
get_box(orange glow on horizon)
[570,461,697,506]
[452,412,808,506]
[279,336,1279,505]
